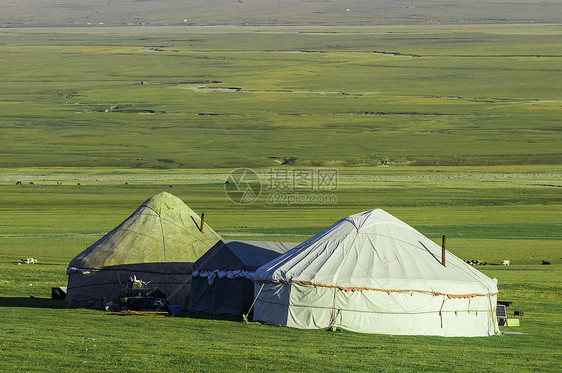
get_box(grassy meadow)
[1,26,561,169]
[0,166,560,371]
[0,23,561,371]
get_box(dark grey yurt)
[188,240,297,318]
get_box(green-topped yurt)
[66,192,222,309]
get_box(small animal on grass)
[502,260,510,265]
[466,259,486,266]
[541,260,551,265]
[16,181,22,185]
[19,258,37,264]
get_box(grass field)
[1,25,561,169]
[0,167,560,371]
[0,20,561,372]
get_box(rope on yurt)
[243,282,265,323]
[329,288,341,331]
[488,293,501,335]
[439,297,446,328]
[158,213,167,261]
[143,204,168,260]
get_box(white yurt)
[253,209,500,337]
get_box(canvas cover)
[66,192,222,309]
[188,240,298,317]
[253,209,500,337]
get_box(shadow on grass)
[187,312,244,322]
[0,296,66,309]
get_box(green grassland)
[1,25,561,169]
[0,23,561,371]
[0,167,561,371]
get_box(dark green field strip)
[332,187,562,208]
[222,226,320,238]
[417,223,562,240]
[221,223,562,241]
[500,282,562,294]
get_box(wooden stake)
[200,213,205,233]
[441,235,446,266]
